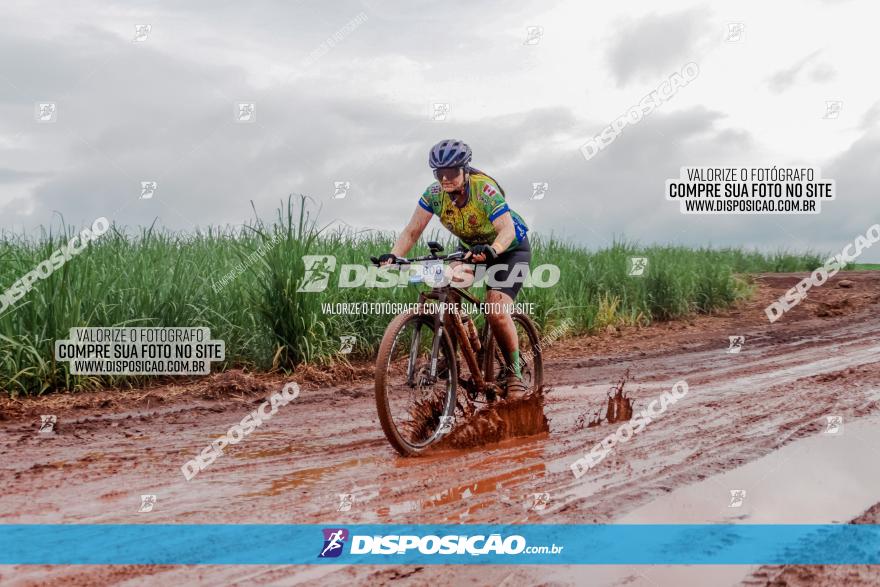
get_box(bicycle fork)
[405,291,484,390]
[405,292,450,386]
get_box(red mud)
[436,391,550,449]
[2,271,880,586]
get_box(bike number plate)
[411,261,444,285]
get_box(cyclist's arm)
[490,212,516,254]
[478,181,517,254]
[390,206,433,257]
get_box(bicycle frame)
[416,285,497,399]
[372,245,544,455]
[372,247,501,400]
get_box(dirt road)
[2,272,880,586]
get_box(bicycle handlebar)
[370,250,474,267]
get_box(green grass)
[852,264,880,270]
[0,196,829,397]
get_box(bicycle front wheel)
[375,310,458,456]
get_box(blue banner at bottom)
[1,524,878,565]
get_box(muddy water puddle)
[242,457,380,497]
[619,411,880,525]
[330,441,554,521]
[580,411,880,587]
[376,469,545,521]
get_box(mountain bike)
[370,241,543,456]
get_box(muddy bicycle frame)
[386,245,503,400]
[413,279,501,399]
[372,242,544,455]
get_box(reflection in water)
[244,457,378,497]
[380,443,548,520]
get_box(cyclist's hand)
[466,244,498,263]
[377,253,398,266]
[449,261,474,286]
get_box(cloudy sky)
[1,0,878,260]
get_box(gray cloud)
[860,101,880,129]
[509,107,758,250]
[606,9,709,87]
[767,50,836,93]
[809,62,837,83]
[820,128,880,260]
[0,167,44,183]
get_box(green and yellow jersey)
[418,171,529,252]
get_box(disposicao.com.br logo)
[318,528,563,558]
[318,528,349,558]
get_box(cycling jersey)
[418,172,529,252]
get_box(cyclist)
[379,139,531,397]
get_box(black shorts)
[460,236,532,299]
[487,248,531,299]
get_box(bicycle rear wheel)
[483,311,544,396]
[375,310,458,456]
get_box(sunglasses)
[433,167,464,181]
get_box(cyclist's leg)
[484,248,531,390]
[485,289,520,373]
